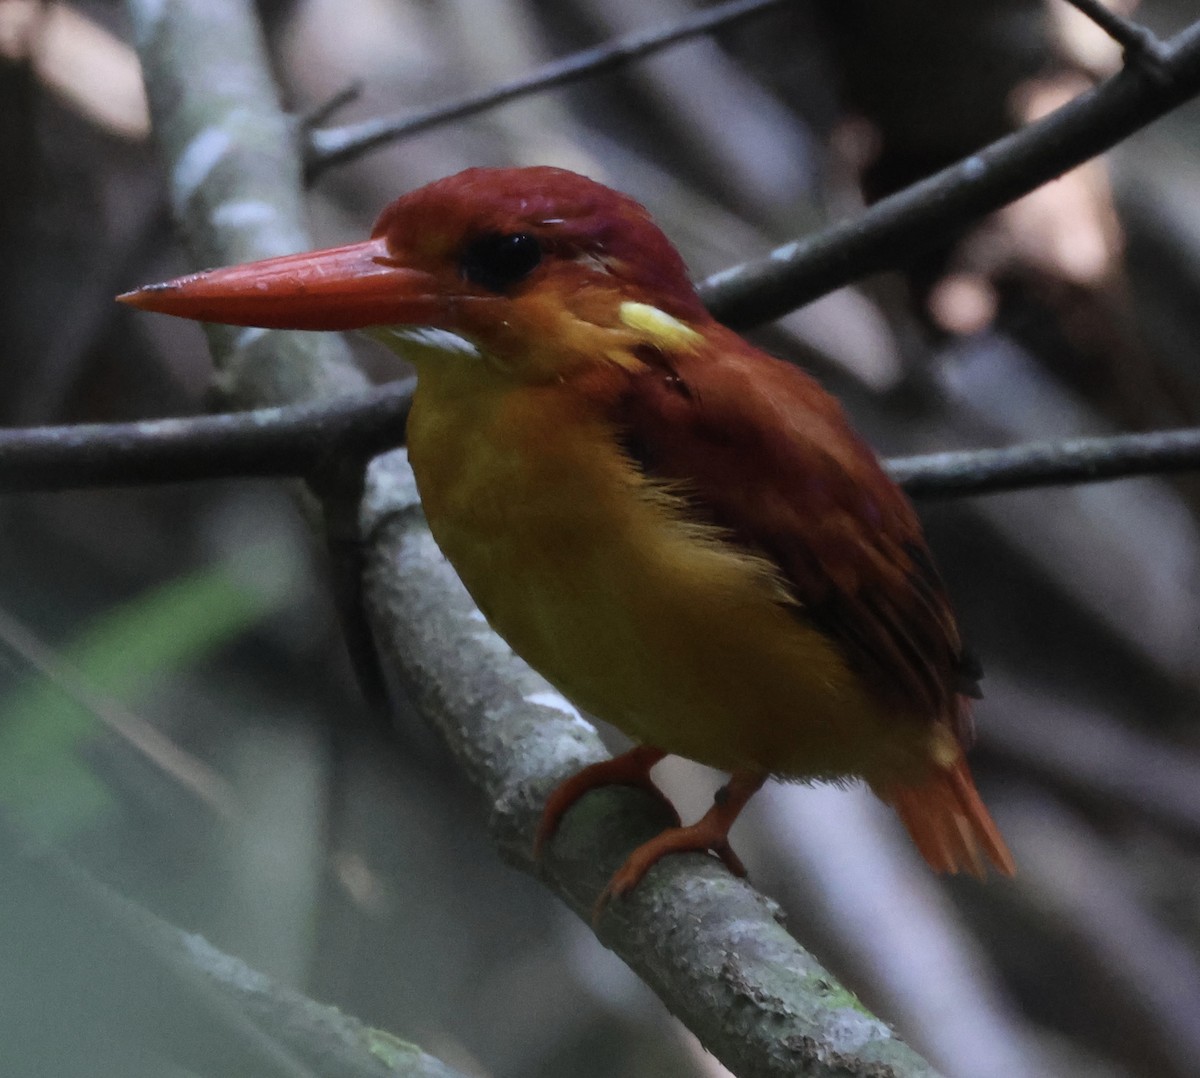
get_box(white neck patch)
[371,325,483,362]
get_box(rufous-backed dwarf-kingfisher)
[120,166,1014,912]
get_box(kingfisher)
[121,166,1014,910]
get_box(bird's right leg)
[534,745,678,858]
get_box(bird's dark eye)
[460,232,542,292]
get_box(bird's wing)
[613,331,976,739]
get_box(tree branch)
[696,17,1200,327]
[1060,0,1170,66]
[886,426,1200,498]
[304,0,790,177]
[2,396,1196,500]
[124,1,936,1075]
[0,381,412,493]
[358,459,939,1078]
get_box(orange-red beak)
[117,237,446,331]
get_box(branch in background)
[301,79,364,128]
[696,18,1200,327]
[358,459,941,1078]
[0,381,412,492]
[0,820,469,1078]
[304,0,789,177]
[886,426,1200,498]
[997,792,1200,1075]
[2,393,1197,499]
[175,930,471,1078]
[1061,0,1170,65]
[0,604,237,819]
[127,0,368,409]
[124,1,937,1075]
[300,0,1200,334]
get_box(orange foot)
[594,770,766,923]
[534,745,677,859]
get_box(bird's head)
[120,167,711,383]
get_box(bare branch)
[300,79,364,129]
[304,0,790,177]
[697,18,1200,327]
[0,381,412,492]
[1060,0,1170,66]
[886,426,1200,498]
[1,396,1196,500]
[126,0,367,407]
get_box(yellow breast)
[404,356,930,781]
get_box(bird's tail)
[877,757,1015,878]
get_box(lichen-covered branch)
[169,930,470,1078]
[360,461,937,1078]
[123,1,937,1075]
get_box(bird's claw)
[590,830,751,926]
[533,746,675,860]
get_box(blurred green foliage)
[0,544,294,840]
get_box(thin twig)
[299,79,363,128]
[304,0,790,176]
[697,18,1200,327]
[0,605,238,820]
[886,426,1200,498]
[1061,0,1170,67]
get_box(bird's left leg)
[534,745,679,858]
[596,769,766,918]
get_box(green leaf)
[0,543,297,840]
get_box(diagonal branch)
[304,0,790,177]
[696,17,1200,327]
[0,604,237,818]
[301,5,1200,333]
[1060,0,1170,66]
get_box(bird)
[119,166,1015,912]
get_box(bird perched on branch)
[120,166,1014,913]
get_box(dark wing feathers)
[614,334,974,741]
